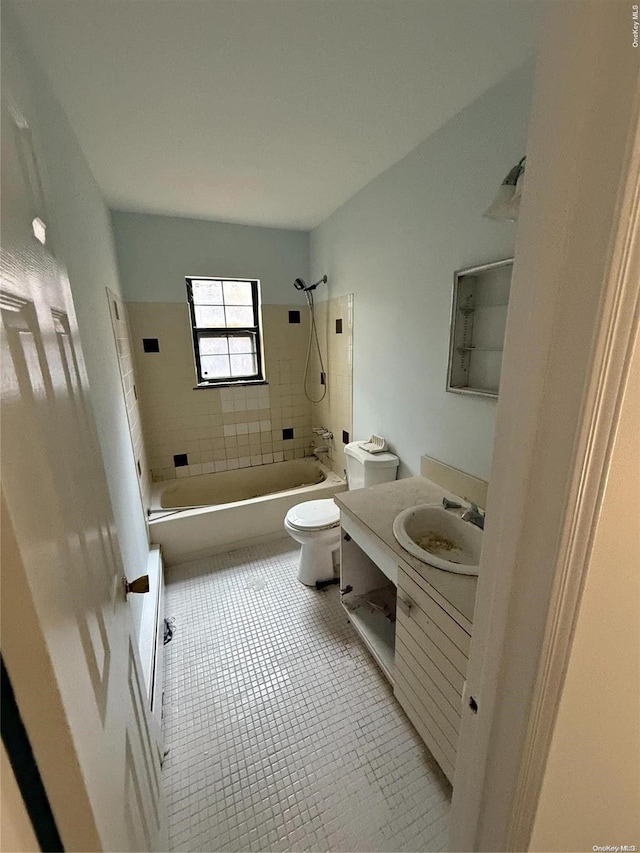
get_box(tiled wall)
[309,295,354,476]
[127,302,314,481]
[107,290,153,513]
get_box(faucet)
[461,502,485,530]
[313,426,333,440]
[442,498,462,510]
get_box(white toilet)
[285,441,399,586]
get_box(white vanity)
[334,469,481,784]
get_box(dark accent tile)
[335,318,343,334]
[136,459,142,477]
[113,300,120,320]
[282,428,294,441]
[173,453,188,467]
[320,372,326,386]
[133,384,138,400]
[143,338,160,353]
[288,310,301,324]
[342,430,350,444]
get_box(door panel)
[1,94,167,850]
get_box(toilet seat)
[285,499,340,532]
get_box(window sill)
[193,379,269,390]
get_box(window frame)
[186,276,265,387]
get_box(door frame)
[1,656,63,851]
[449,3,640,850]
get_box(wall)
[2,9,149,635]
[111,211,315,481]
[310,61,534,480]
[448,4,640,846]
[529,340,640,851]
[127,302,314,480]
[111,211,309,305]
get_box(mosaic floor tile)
[163,537,450,852]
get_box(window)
[186,277,264,386]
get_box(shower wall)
[111,210,314,485]
[107,290,153,512]
[127,302,314,481]
[110,212,354,484]
[309,294,354,476]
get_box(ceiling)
[12,0,540,230]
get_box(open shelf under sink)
[340,530,398,682]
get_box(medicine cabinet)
[446,258,513,398]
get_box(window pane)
[225,306,255,327]
[187,278,262,384]
[195,305,225,327]
[223,281,253,305]
[201,354,231,379]
[230,353,257,377]
[228,335,255,354]
[199,337,229,355]
[192,280,223,304]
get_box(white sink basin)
[392,504,482,575]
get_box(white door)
[0,95,167,851]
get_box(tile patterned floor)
[163,537,451,853]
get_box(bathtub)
[148,458,346,565]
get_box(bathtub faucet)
[313,426,333,440]
[312,445,329,458]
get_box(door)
[0,94,167,851]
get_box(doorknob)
[122,575,149,596]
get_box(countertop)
[334,476,478,626]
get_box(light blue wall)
[2,9,150,635]
[310,61,534,481]
[111,211,309,304]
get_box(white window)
[186,277,264,386]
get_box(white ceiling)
[12,0,540,230]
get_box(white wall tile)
[128,303,315,479]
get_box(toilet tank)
[344,441,399,490]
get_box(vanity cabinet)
[339,509,472,785]
[339,513,397,682]
[394,564,470,783]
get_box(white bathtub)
[148,458,346,565]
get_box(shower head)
[293,275,327,293]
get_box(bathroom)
[2,3,638,853]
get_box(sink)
[392,504,482,575]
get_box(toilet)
[285,441,399,586]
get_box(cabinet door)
[394,568,471,785]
